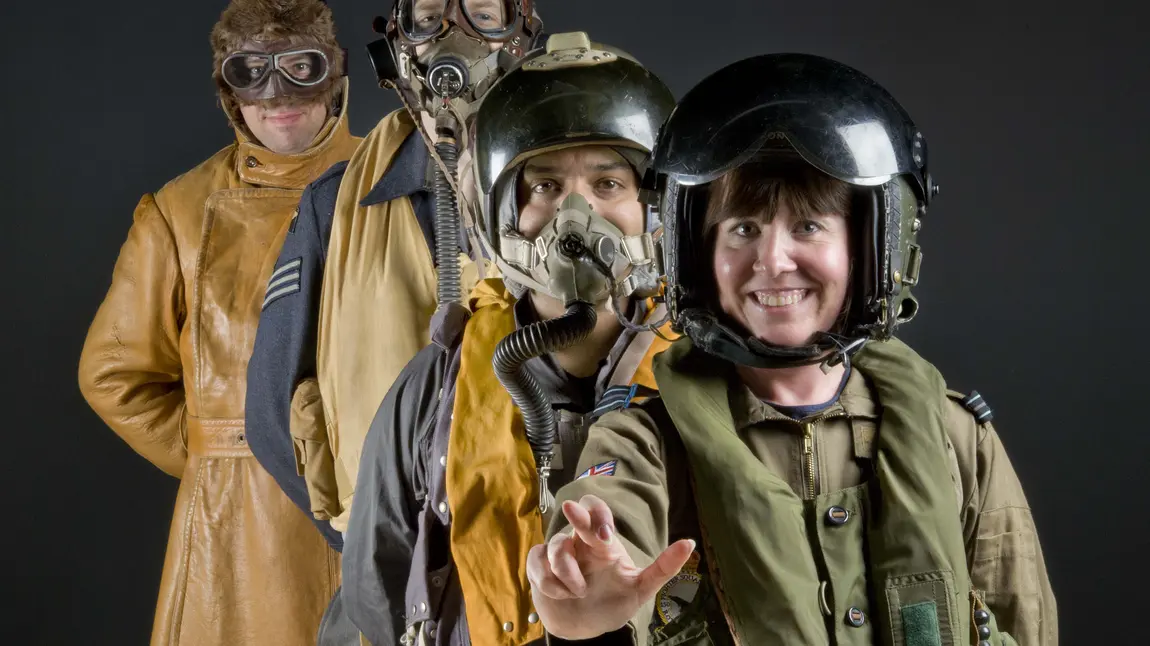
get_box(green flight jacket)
[549,338,1057,645]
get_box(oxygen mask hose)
[492,235,602,513]
[433,112,463,307]
[493,302,597,513]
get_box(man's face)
[516,145,643,319]
[229,40,332,154]
[516,146,643,239]
[411,0,507,56]
[239,100,328,154]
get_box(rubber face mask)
[404,27,505,124]
[494,193,661,306]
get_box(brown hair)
[702,157,858,333]
[703,158,853,238]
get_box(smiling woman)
[705,157,855,354]
[529,52,1058,646]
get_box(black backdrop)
[2,0,1146,642]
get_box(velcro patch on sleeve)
[901,601,942,646]
[577,460,618,480]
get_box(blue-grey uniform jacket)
[244,131,436,550]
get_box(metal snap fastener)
[845,607,866,627]
[245,155,259,168]
[502,621,513,631]
[438,501,448,514]
[825,506,850,526]
[528,612,539,624]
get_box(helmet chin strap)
[679,308,869,371]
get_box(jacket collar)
[233,78,355,190]
[730,358,879,429]
[359,128,431,206]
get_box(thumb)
[634,539,697,601]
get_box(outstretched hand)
[526,494,696,640]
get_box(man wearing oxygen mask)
[245,0,543,550]
[78,1,359,644]
[341,32,676,646]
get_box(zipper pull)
[802,422,816,498]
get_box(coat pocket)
[291,377,341,520]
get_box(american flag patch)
[577,460,618,480]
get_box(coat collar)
[233,78,355,190]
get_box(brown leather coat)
[78,83,360,646]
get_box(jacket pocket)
[291,377,341,520]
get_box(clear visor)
[399,0,517,43]
[221,49,330,90]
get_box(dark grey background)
[1,0,1145,643]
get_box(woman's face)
[712,201,851,347]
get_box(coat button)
[431,575,444,587]
[978,624,992,640]
[845,607,866,627]
[438,501,448,514]
[439,455,447,467]
[420,602,427,612]
[245,155,259,168]
[825,506,850,526]
[974,609,990,625]
[528,612,539,624]
[503,621,514,631]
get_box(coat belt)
[186,415,252,458]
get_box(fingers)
[562,495,618,554]
[526,543,576,600]
[546,531,587,597]
[584,496,617,544]
[635,538,697,601]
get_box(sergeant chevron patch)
[262,257,302,310]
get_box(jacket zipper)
[802,421,817,499]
